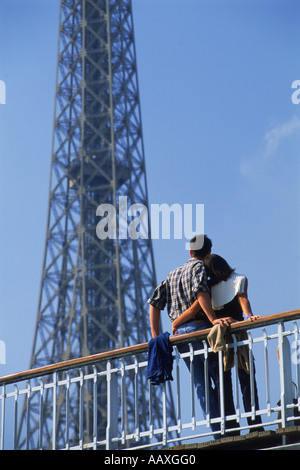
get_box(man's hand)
[197,291,234,327]
[212,317,234,327]
[247,314,261,322]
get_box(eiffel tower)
[17,0,174,449]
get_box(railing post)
[189,343,195,430]
[278,322,294,429]
[92,366,98,450]
[293,322,300,411]
[134,356,140,442]
[79,369,84,449]
[203,340,210,428]
[247,331,256,422]
[162,382,167,446]
[0,385,5,450]
[174,346,182,435]
[232,334,240,423]
[52,372,57,450]
[106,360,118,450]
[26,380,31,450]
[263,328,271,416]
[13,384,18,450]
[218,350,225,435]
[65,372,70,450]
[38,379,44,449]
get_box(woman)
[205,254,263,430]
[205,254,260,323]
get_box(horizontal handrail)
[170,309,300,345]
[1,309,299,386]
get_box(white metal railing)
[0,310,300,450]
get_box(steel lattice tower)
[17,0,175,449]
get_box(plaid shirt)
[148,258,210,322]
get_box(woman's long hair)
[205,254,235,287]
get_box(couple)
[148,234,262,438]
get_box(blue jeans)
[176,320,221,437]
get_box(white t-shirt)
[211,272,246,310]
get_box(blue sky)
[0,0,299,437]
[133,0,300,319]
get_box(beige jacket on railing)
[207,324,250,373]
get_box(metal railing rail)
[1,309,300,450]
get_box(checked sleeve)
[148,280,167,310]
[190,262,209,296]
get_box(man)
[148,235,233,437]
[148,235,233,337]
